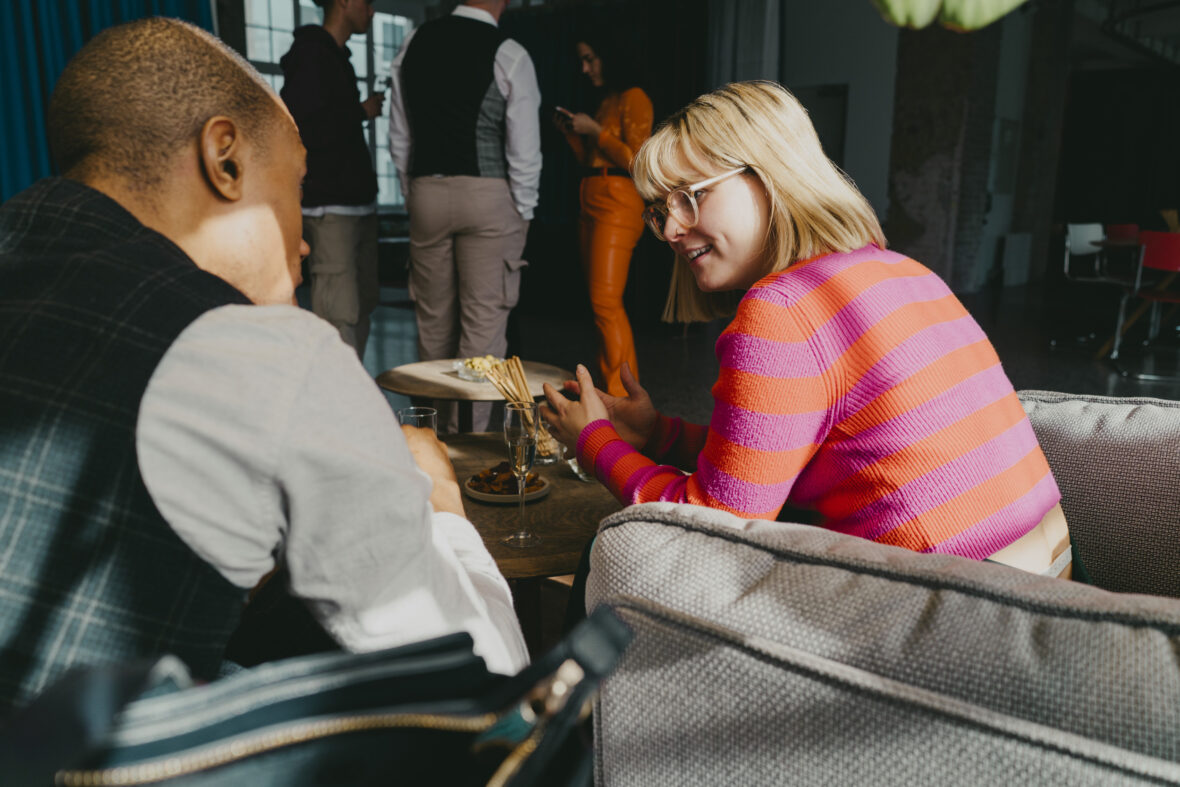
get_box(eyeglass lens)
[644,190,698,241]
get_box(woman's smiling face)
[660,169,773,292]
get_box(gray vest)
[0,178,250,713]
[401,14,508,179]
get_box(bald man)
[0,17,526,714]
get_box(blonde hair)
[632,80,886,322]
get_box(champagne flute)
[503,401,539,548]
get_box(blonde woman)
[542,81,1072,575]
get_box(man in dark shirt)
[280,0,383,358]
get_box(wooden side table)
[377,359,572,432]
[442,432,620,654]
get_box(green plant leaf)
[939,0,1029,30]
[870,0,1029,30]
[870,0,941,28]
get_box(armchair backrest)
[588,390,1180,786]
[1019,390,1180,597]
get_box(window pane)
[271,0,295,31]
[246,26,272,61]
[273,29,294,60]
[245,0,271,27]
[298,0,322,25]
[348,39,367,77]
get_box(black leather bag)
[0,607,631,787]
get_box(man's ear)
[199,116,246,201]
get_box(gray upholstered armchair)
[586,391,1180,786]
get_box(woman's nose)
[663,212,689,241]
[299,239,311,258]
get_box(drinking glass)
[397,406,437,434]
[503,401,539,548]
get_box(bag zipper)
[56,658,590,787]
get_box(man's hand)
[401,425,465,517]
[361,93,385,120]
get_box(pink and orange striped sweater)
[577,245,1060,559]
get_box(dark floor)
[360,277,1180,422]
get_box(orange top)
[564,87,653,171]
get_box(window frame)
[239,0,414,213]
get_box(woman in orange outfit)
[555,34,653,397]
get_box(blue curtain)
[0,0,214,202]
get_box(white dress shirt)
[387,5,542,220]
[135,304,528,675]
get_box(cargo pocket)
[503,258,528,307]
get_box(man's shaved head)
[49,17,281,188]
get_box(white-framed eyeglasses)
[642,166,749,241]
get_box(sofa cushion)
[588,502,1180,786]
[1019,390,1180,597]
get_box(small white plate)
[463,474,551,504]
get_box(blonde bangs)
[633,120,743,202]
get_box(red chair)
[1110,230,1180,379]
[1105,223,1140,243]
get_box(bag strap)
[0,656,192,786]
[493,605,633,787]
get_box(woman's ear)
[198,116,245,201]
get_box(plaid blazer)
[0,178,251,713]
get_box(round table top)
[377,359,573,402]
[443,432,620,580]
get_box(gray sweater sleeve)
[136,304,527,674]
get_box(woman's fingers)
[575,364,596,398]
[541,382,566,415]
[620,361,644,399]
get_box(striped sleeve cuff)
[577,419,621,472]
[578,419,650,503]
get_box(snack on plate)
[464,355,499,374]
[467,462,544,495]
[454,355,502,382]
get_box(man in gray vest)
[0,17,526,714]
[388,0,542,430]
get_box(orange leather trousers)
[579,175,645,397]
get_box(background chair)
[1110,230,1180,379]
[1062,222,1109,282]
[1054,223,1132,351]
[588,390,1180,786]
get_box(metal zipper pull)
[484,659,590,787]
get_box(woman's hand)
[566,112,601,136]
[540,364,609,451]
[541,362,657,452]
[552,107,574,133]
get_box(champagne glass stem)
[517,471,526,536]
